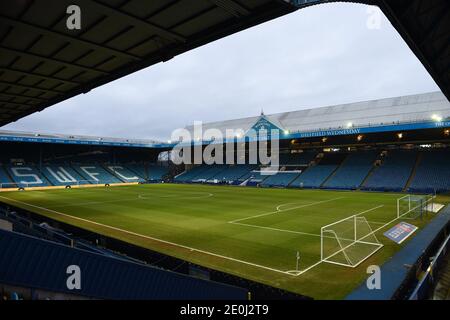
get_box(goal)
[321,215,383,268]
[397,194,434,220]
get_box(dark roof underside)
[378,0,450,104]
[0,0,448,127]
[0,0,295,126]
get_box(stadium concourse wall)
[0,203,309,300]
[346,206,450,300]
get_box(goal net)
[397,194,434,220]
[321,215,383,268]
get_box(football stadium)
[1,0,450,304]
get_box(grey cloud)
[2,3,439,141]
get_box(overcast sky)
[1,3,440,141]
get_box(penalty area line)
[229,197,345,224]
[0,195,302,277]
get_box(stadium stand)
[290,152,346,188]
[40,165,89,186]
[105,165,144,183]
[0,226,247,300]
[362,150,417,192]
[0,205,304,300]
[124,164,168,181]
[290,165,337,188]
[0,166,13,187]
[261,171,301,187]
[324,151,378,190]
[174,166,202,182]
[202,165,233,182]
[71,164,122,184]
[408,149,450,194]
[147,165,169,181]
[6,165,50,188]
[244,170,270,186]
[0,208,144,263]
[209,165,254,182]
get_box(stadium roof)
[0,129,164,148]
[185,91,450,138]
[0,0,448,127]
[0,0,296,127]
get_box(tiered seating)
[210,165,254,182]
[175,165,226,182]
[104,165,145,182]
[362,150,417,192]
[261,171,300,187]
[290,152,346,188]
[408,150,450,193]
[290,165,337,188]
[40,165,87,186]
[71,164,122,184]
[148,165,169,181]
[125,163,147,179]
[124,164,168,181]
[324,151,378,190]
[6,165,50,187]
[175,165,210,182]
[200,165,229,181]
[244,170,270,186]
[0,166,13,188]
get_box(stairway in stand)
[403,152,422,192]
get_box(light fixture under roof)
[431,114,443,122]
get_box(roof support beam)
[209,0,250,17]
[0,92,47,102]
[0,100,35,108]
[0,15,140,61]
[88,1,186,43]
[0,67,81,86]
[0,46,108,75]
[0,80,63,94]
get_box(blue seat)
[0,166,13,188]
[261,172,300,187]
[6,165,50,187]
[105,165,145,182]
[362,150,417,192]
[210,165,254,182]
[40,165,87,186]
[290,165,337,188]
[408,150,450,193]
[324,152,377,190]
[71,164,122,184]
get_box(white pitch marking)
[0,195,294,276]
[138,192,214,200]
[229,197,345,224]
[231,221,323,238]
[230,204,384,239]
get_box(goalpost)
[397,194,434,220]
[321,214,383,268]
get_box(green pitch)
[0,184,444,299]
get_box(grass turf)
[0,183,447,299]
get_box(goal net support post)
[321,215,383,268]
[397,194,434,220]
